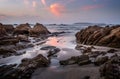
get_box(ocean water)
[0,23,107,66]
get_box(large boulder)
[18,54,50,71]
[30,23,50,36]
[13,23,30,35]
[76,25,120,48]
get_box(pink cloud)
[41,0,46,6]
[82,5,103,11]
[50,3,65,16]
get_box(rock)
[13,23,30,35]
[40,46,56,50]
[76,25,120,48]
[99,56,120,79]
[0,24,7,37]
[3,24,14,34]
[0,54,50,79]
[83,76,90,79]
[59,55,90,65]
[107,49,118,53]
[47,48,60,57]
[0,36,19,45]
[78,60,91,66]
[17,35,29,42]
[94,56,109,66]
[19,54,50,70]
[30,23,50,37]
[0,48,16,58]
[82,47,92,54]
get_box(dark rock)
[13,23,30,35]
[99,56,120,79]
[40,46,56,50]
[0,36,19,45]
[17,35,29,42]
[47,48,60,57]
[0,54,50,79]
[59,55,90,65]
[3,24,14,34]
[83,76,90,79]
[0,24,7,37]
[107,49,118,53]
[94,56,109,66]
[0,48,17,58]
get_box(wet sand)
[32,64,100,79]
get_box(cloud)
[50,3,65,16]
[81,4,103,11]
[32,1,37,8]
[41,0,46,6]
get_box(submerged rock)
[76,25,120,48]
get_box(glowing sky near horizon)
[0,0,120,24]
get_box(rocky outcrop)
[30,23,50,36]
[0,54,50,79]
[13,23,30,35]
[76,25,120,48]
[99,56,120,79]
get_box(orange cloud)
[82,5,103,11]
[50,3,65,16]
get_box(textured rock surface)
[13,23,30,35]
[3,24,14,34]
[0,54,50,79]
[0,24,7,37]
[76,25,120,48]
[99,56,120,79]
[30,23,50,36]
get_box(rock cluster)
[99,56,120,79]
[0,54,50,79]
[13,23,50,36]
[76,25,120,48]
[0,23,50,58]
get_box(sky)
[0,0,120,24]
